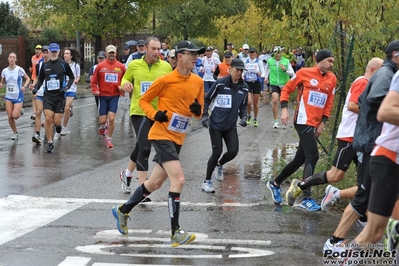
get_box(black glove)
[32,87,38,95]
[154,110,169,122]
[201,117,209,128]
[189,98,202,116]
[239,116,247,127]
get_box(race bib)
[167,113,191,133]
[214,94,232,108]
[7,84,15,92]
[105,73,118,83]
[47,78,60,91]
[140,81,152,95]
[245,72,257,81]
[308,90,327,108]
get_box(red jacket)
[91,59,126,96]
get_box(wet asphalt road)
[0,96,351,266]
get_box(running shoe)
[32,134,41,145]
[213,165,224,182]
[120,170,132,194]
[60,127,67,136]
[98,125,105,135]
[273,120,279,129]
[267,180,282,204]
[321,185,339,211]
[299,198,321,211]
[70,106,73,117]
[105,137,114,148]
[20,108,24,116]
[322,239,345,258]
[282,124,287,129]
[171,228,196,247]
[201,180,215,193]
[112,205,130,235]
[30,113,36,120]
[286,179,302,206]
[246,116,252,126]
[384,218,399,251]
[253,118,259,127]
[46,142,54,153]
[11,132,18,140]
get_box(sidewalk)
[0,84,93,111]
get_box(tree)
[14,0,164,55]
[0,2,28,36]
[154,0,249,42]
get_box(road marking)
[95,230,272,246]
[76,244,274,259]
[0,195,263,247]
[76,229,273,260]
[59,256,92,266]
[0,195,86,246]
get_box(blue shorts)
[36,96,44,102]
[98,96,119,116]
[65,91,76,98]
[5,91,24,104]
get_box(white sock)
[125,169,133,177]
[334,190,341,200]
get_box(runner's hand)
[154,110,169,122]
[239,116,247,127]
[189,98,202,116]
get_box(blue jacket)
[353,59,398,154]
[203,75,248,131]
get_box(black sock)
[330,235,344,244]
[55,126,62,133]
[120,183,151,213]
[298,172,328,190]
[359,214,367,223]
[36,131,40,136]
[168,192,181,236]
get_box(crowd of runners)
[1,36,399,264]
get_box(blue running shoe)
[112,205,130,234]
[267,181,282,204]
[299,198,321,211]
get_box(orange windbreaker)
[139,69,204,145]
[280,66,337,127]
[31,54,43,80]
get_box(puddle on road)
[261,143,297,181]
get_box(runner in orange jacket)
[267,49,337,211]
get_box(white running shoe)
[201,180,215,193]
[273,120,279,129]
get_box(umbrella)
[125,40,137,46]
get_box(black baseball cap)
[224,51,233,57]
[176,40,205,54]
[41,45,49,51]
[231,58,246,70]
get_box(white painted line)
[3,194,262,207]
[93,264,191,266]
[76,244,274,259]
[58,256,92,266]
[0,195,263,247]
[0,195,86,246]
[95,230,271,246]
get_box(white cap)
[242,44,249,50]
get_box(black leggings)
[129,115,153,171]
[274,124,319,198]
[206,127,239,180]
